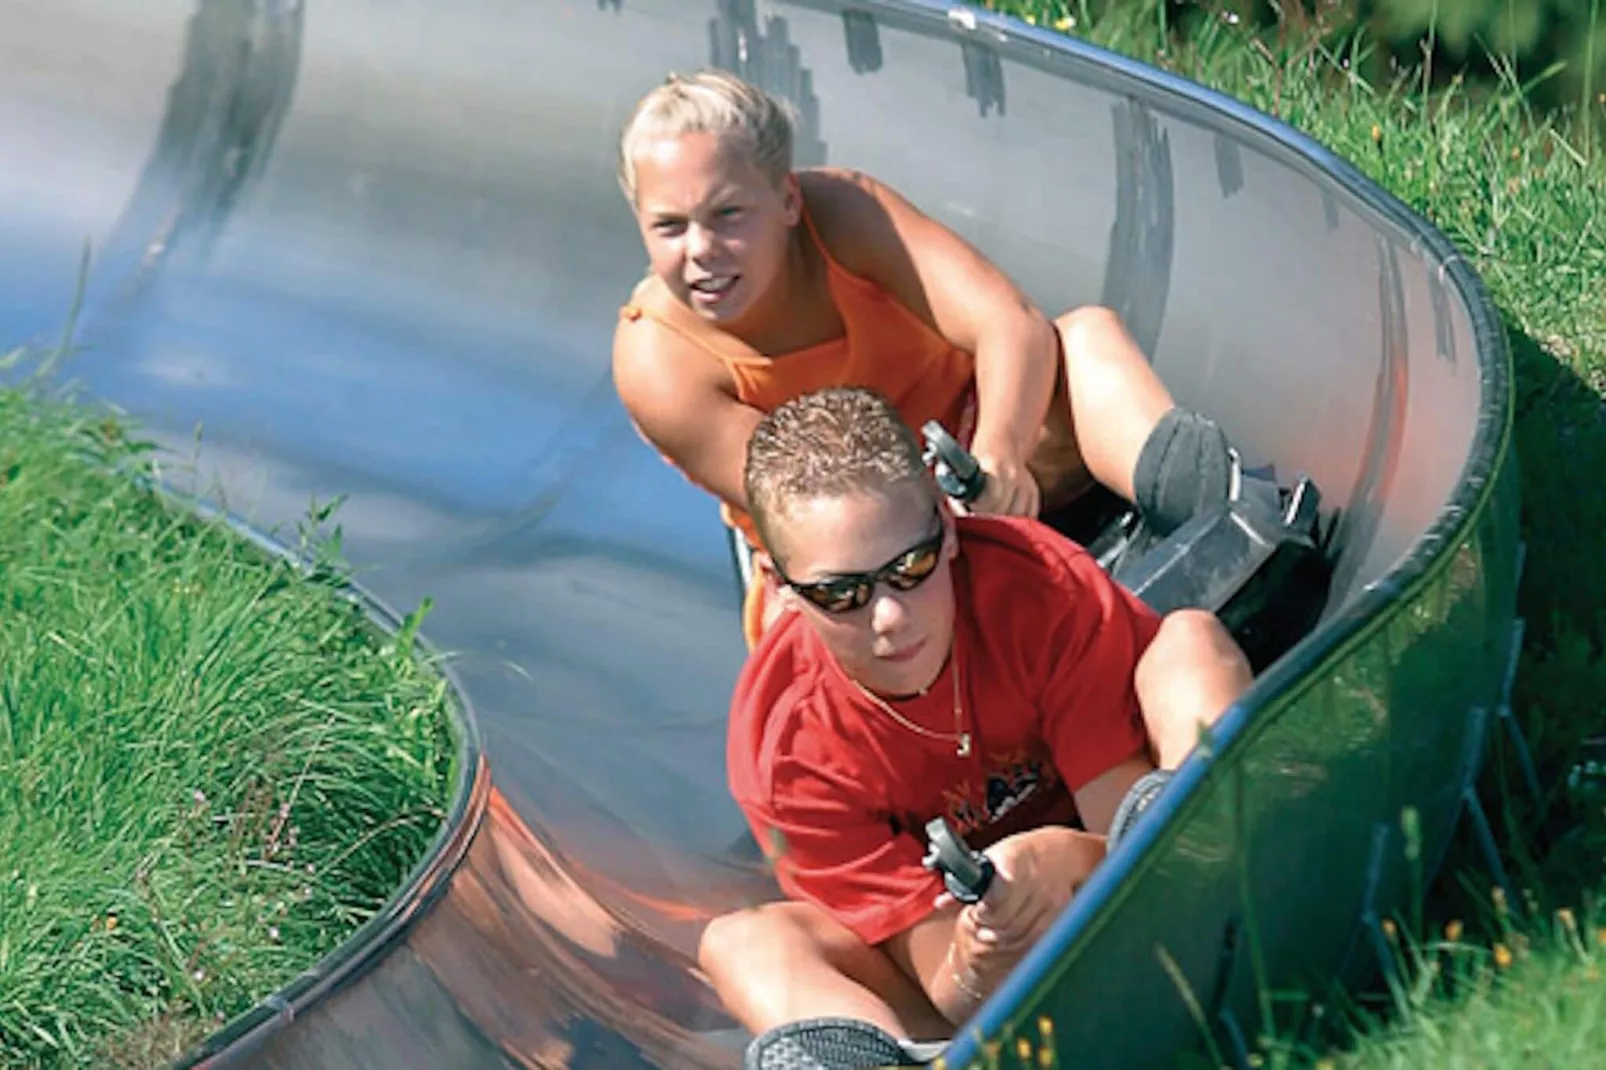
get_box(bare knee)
[701,902,793,972]
[1053,304,1127,345]
[696,900,927,1037]
[1139,610,1251,689]
[1053,306,1139,382]
[1049,306,1176,497]
[1135,610,1253,763]
[699,900,854,976]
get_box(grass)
[3,4,1596,1066]
[975,0,1606,1065]
[0,354,458,1068]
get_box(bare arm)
[881,900,990,1025]
[809,170,1059,508]
[612,318,763,514]
[882,824,1111,1025]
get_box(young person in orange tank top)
[613,71,1237,647]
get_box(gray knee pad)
[1133,408,1233,536]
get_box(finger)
[980,905,1049,955]
[977,880,1045,938]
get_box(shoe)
[744,1017,947,1070]
[1107,768,1174,852]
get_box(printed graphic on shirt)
[938,747,1062,838]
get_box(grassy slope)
[980,1,1606,1065]
[0,375,457,1069]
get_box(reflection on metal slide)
[0,1,1519,1067]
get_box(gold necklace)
[849,647,972,758]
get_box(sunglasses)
[777,509,947,614]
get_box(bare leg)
[1134,609,1254,770]
[1042,305,1178,505]
[699,901,952,1041]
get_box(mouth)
[687,275,739,304]
[879,639,926,664]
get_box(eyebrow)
[790,518,943,584]
[643,186,748,222]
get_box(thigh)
[698,901,950,1040]
[1027,348,1095,510]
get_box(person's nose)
[686,222,719,261]
[869,587,912,638]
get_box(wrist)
[967,433,1026,468]
[938,941,987,1023]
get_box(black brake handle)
[921,420,987,506]
[922,816,996,905]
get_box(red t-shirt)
[727,515,1162,946]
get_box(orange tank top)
[619,205,978,547]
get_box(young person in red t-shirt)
[702,386,1253,1068]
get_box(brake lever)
[922,816,995,905]
[921,420,986,505]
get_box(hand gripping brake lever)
[921,420,987,506]
[922,816,995,905]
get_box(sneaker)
[744,1017,947,1070]
[1107,768,1175,852]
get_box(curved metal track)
[0,2,1519,1067]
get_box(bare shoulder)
[796,168,968,325]
[796,167,918,274]
[797,166,912,212]
[612,296,734,427]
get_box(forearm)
[929,941,993,1025]
[924,826,1097,1022]
[967,312,1058,462]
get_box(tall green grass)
[0,365,457,1068]
[982,0,1606,1065]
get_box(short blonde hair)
[745,387,935,562]
[618,70,796,204]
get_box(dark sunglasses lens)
[883,544,942,591]
[791,524,942,612]
[799,578,872,613]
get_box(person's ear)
[938,502,961,562]
[781,174,802,226]
[756,552,805,604]
[754,548,787,585]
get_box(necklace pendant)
[956,732,972,758]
